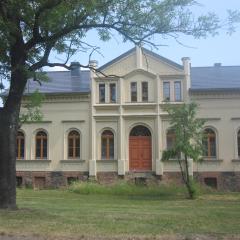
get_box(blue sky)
[1,0,240,98]
[47,0,240,69]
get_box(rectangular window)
[174,81,182,102]
[110,83,116,103]
[163,82,170,101]
[99,84,105,103]
[142,82,148,102]
[131,82,137,102]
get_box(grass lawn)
[0,188,240,239]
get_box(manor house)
[16,47,240,190]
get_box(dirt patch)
[1,234,240,240]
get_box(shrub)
[68,180,189,199]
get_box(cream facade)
[16,47,240,190]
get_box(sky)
[47,0,240,70]
[1,0,240,101]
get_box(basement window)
[204,177,217,189]
[67,177,78,185]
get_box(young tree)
[0,0,239,208]
[162,103,205,199]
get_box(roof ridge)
[192,66,240,68]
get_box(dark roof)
[25,70,90,94]
[191,66,240,90]
[98,47,183,71]
[19,48,240,95]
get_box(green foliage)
[68,180,187,198]
[19,90,44,124]
[162,102,205,162]
[162,102,205,199]
[0,0,239,80]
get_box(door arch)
[129,125,152,171]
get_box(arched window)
[238,130,240,157]
[36,131,48,159]
[166,129,180,159]
[130,125,151,136]
[16,131,25,159]
[68,130,80,158]
[101,130,114,160]
[203,128,216,158]
[166,129,176,150]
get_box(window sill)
[232,159,240,163]
[164,159,184,162]
[60,160,86,163]
[96,159,117,163]
[160,101,184,105]
[123,102,156,105]
[94,103,120,106]
[201,159,223,163]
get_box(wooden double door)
[129,134,152,171]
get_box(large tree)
[0,0,239,209]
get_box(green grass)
[0,187,240,238]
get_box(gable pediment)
[123,68,156,79]
[98,47,184,77]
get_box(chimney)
[214,63,222,67]
[89,60,98,69]
[70,62,81,76]
[182,57,191,76]
[181,57,191,102]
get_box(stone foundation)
[96,172,119,184]
[16,171,88,189]
[16,171,240,191]
[194,171,240,191]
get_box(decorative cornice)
[159,74,185,79]
[22,92,90,104]
[190,88,240,99]
[16,160,51,163]
[61,120,85,123]
[23,121,52,124]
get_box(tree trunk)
[0,109,18,209]
[0,60,27,209]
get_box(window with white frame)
[163,82,170,101]
[142,81,148,102]
[99,83,105,103]
[101,130,114,160]
[109,83,116,103]
[174,81,182,101]
[68,130,80,159]
[203,128,216,158]
[131,82,137,102]
[16,130,25,159]
[36,130,48,159]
